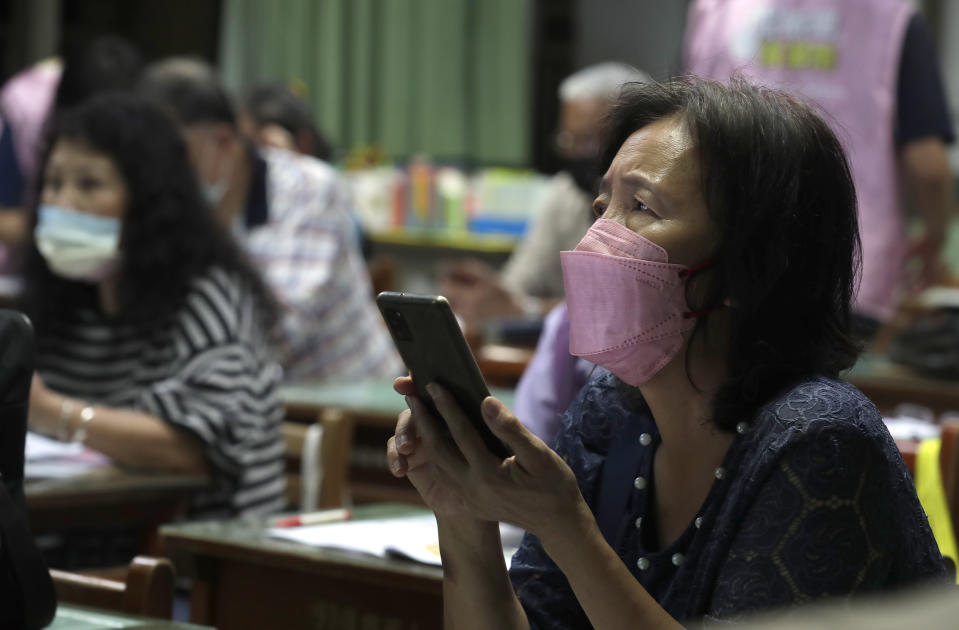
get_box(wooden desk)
[50,603,211,630]
[161,503,443,630]
[282,380,514,504]
[843,353,959,418]
[281,379,515,426]
[26,467,207,554]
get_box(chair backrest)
[282,408,354,510]
[50,555,175,619]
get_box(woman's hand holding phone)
[386,376,589,540]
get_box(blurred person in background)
[238,81,334,162]
[238,81,369,256]
[24,94,286,517]
[0,36,143,258]
[685,0,956,339]
[439,62,649,328]
[139,58,403,383]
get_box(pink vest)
[685,0,912,320]
[0,59,60,196]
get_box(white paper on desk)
[883,417,942,442]
[24,431,111,479]
[269,514,525,567]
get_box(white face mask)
[199,141,232,207]
[34,204,121,282]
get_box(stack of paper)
[25,431,111,479]
[269,513,525,567]
[884,417,942,442]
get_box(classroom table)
[282,378,516,425]
[281,380,515,505]
[26,467,208,553]
[161,503,444,630]
[50,604,213,630]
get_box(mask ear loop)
[679,259,724,319]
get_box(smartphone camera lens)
[389,310,413,341]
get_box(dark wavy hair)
[600,77,861,432]
[21,93,277,334]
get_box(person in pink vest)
[685,0,955,331]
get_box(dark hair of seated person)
[20,93,277,334]
[137,57,237,128]
[54,35,144,111]
[599,76,862,433]
[241,82,335,161]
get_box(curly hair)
[599,76,861,432]
[21,93,277,335]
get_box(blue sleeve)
[514,304,571,446]
[895,13,954,145]
[0,120,23,206]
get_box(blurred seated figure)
[439,62,649,328]
[0,36,143,252]
[684,0,955,337]
[23,94,286,517]
[238,81,334,161]
[513,302,594,445]
[139,58,403,383]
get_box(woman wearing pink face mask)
[386,77,948,628]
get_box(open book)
[25,431,111,479]
[268,512,525,567]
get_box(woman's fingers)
[386,435,408,477]
[394,406,418,455]
[407,394,467,471]
[393,376,416,396]
[426,382,495,466]
[480,397,549,471]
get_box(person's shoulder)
[548,171,591,204]
[178,266,254,338]
[750,375,887,454]
[262,147,340,187]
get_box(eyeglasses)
[552,130,600,159]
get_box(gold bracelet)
[72,405,95,444]
[57,398,75,442]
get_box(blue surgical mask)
[34,204,122,282]
[199,142,232,207]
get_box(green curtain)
[219,0,531,167]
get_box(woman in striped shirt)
[22,93,286,517]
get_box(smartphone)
[376,291,511,459]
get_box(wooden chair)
[475,343,535,388]
[368,253,397,296]
[50,555,175,619]
[282,408,354,510]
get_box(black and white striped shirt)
[36,267,286,517]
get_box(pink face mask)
[560,218,715,386]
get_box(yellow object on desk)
[914,438,959,582]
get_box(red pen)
[273,508,352,528]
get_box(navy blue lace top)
[508,372,947,626]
